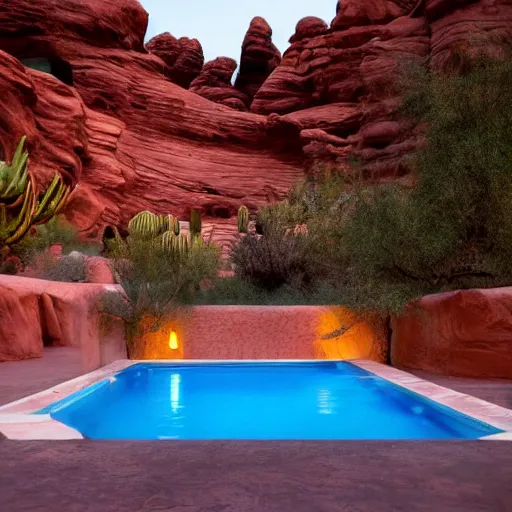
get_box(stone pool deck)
[0,349,511,511]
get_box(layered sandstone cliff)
[0,0,303,241]
[0,0,511,242]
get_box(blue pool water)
[37,362,501,440]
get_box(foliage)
[195,276,342,305]
[230,198,322,291]
[10,215,100,265]
[40,252,88,283]
[340,54,512,313]
[100,222,221,339]
[0,136,72,247]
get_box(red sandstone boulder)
[332,0,422,29]
[146,32,204,88]
[391,288,512,379]
[189,57,248,111]
[289,17,329,44]
[0,279,43,361]
[429,0,512,72]
[425,0,475,21]
[234,17,281,107]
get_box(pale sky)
[140,0,336,63]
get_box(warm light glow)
[169,330,179,350]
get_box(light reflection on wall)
[170,373,181,414]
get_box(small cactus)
[174,233,189,257]
[192,235,205,248]
[128,211,161,238]
[189,209,202,239]
[237,205,249,234]
[169,216,180,236]
[160,230,177,254]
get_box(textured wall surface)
[0,276,125,370]
[391,288,512,378]
[132,306,388,362]
[0,0,511,242]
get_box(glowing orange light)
[169,330,179,350]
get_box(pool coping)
[0,359,511,441]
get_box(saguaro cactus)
[189,209,202,240]
[0,137,72,246]
[237,205,249,234]
[169,216,180,236]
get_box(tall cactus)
[169,216,180,236]
[237,205,249,234]
[0,137,72,246]
[160,230,176,254]
[189,209,202,240]
[174,233,189,257]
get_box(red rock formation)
[146,32,204,88]
[234,17,281,107]
[0,0,511,239]
[0,0,303,240]
[429,0,512,72]
[253,0,512,177]
[86,257,115,284]
[391,288,512,379]
[332,0,422,28]
[253,14,430,177]
[189,57,248,111]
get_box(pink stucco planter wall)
[135,306,389,363]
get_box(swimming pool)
[35,362,502,440]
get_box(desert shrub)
[339,54,512,313]
[0,251,21,275]
[11,215,100,265]
[40,252,88,283]
[195,276,342,305]
[100,230,221,337]
[230,199,322,291]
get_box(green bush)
[230,199,323,291]
[41,252,88,283]
[100,231,221,335]
[195,276,342,305]
[11,215,100,265]
[339,54,512,313]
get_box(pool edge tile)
[0,417,83,440]
[351,360,512,436]
[0,359,136,415]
